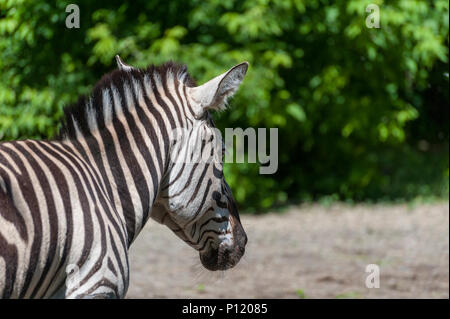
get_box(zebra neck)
[58,67,189,246]
[65,117,170,247]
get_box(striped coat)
[0,57,248,298]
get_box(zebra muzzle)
[199,215,247,271]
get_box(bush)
[0,0,448,211]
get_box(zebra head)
[153,62,249,271]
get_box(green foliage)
[196,284,205,292]
[335,291,362,299]
[0,0,448,211]
[296,289,307,299]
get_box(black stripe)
[161,163,199,199]
[161,70,184,127]
[0,231,18,298]
[129,80,163,200]
[183,85,197,118]
[0,146,43,299]
[198,236,215,252]
[109,86,149,224]
[198,213,227,235]
[186,179,213,227]
[27,141,74,298]
[71,133,115,205]
[187,164,211,204]
[14,142,59,299]
[130,80,164,172]
[138,77,171,177]
[0,166,28,241]
[175,79,191,124]
[36,142,94,285]
[73,206,107,294]
[109,226,128,294]
[196,229,222,246]
[95,90,136,245]
[107,257,117,277]
[150,72,177,130]
[56,141,128,251]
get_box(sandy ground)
[127,202,449,299]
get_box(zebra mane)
[58,61,196,140]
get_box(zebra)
[0,56,248,298]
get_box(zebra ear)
[115,55,134,71]
[188,62,248,117]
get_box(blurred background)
[0,0,448,298]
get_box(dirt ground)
[127,202,449,299]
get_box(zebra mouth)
[199,206,247,271]
[199,242,245,271]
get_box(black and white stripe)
[0,57,248,298]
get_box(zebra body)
[0,58,248,298]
